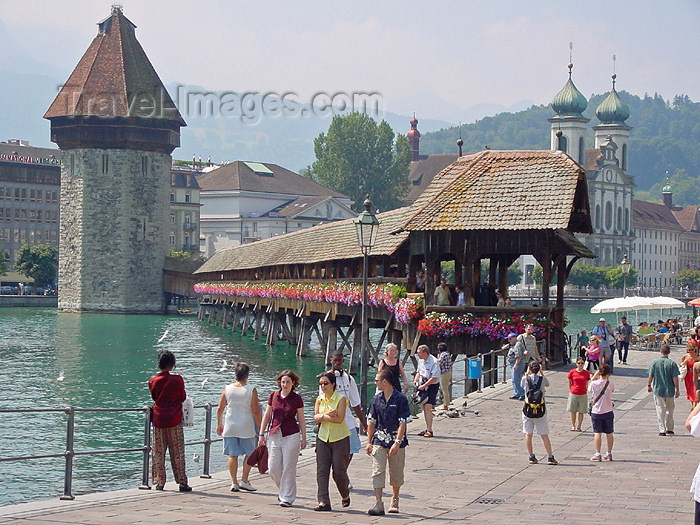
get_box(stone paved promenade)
[2,345,698,524]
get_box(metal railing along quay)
[0,403,222,501]
[443,338,559,404]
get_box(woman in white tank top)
[216,363,262,492]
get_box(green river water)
[0,304,689,506]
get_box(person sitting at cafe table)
[638,322,653,336]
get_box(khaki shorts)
[521,413,549,435]
[371,444,405,489]
[566,393,588,414]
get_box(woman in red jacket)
[148,350,191,492]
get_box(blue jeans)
[601,346,613,374]
[511,361,525,397]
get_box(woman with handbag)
[588,364,615,461]
[216,362,262,492]
[681,343,699,407]
[312,371,351,511]
[148,350,192,492]
[258,370,307,507]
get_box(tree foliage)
[479,260,523,286]
[0,251,6,276]
[678,268,700,286]
[603,266,639,289]
[311,113,411,211]
[14,244,57,287]
[531,264,638,289]
[421,91,700,197]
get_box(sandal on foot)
[424,430,434,438]
[342,497,351,507]
[418,430,426,436]
[314,503,332,512]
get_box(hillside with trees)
[421,92,700,198]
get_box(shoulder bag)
[588,380,609,416]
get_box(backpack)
[522,376,546,418]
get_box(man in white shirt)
[414,345,440,437]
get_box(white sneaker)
[230,483,240,492]
[388,498,399,513]
[239,480,256,492]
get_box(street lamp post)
[354,196,380,414]
[620,254,631,297]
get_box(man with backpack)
[521,361,558,465]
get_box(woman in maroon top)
[148,350,191,492]
[258,370,307,507]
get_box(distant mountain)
[0,66,454,170]
[388,89,534,126]
[170,83,455,171]
[421,92,700,192]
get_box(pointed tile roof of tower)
[44,5,185,125]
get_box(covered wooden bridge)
[194,149,594,366]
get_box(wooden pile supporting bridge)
[198,291,414,370]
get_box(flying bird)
[157,329,170,343]
[201,378,209,388]
[57,369,65,382]
[219,359,228,372]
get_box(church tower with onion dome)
[593,73,632,171]
[548,62,589,166]
[44,5,186,313]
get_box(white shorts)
[522,413,549,435]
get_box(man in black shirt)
[366,368,411,515]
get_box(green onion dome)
[551,63,588,118]
[595,74,630,125]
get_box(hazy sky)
[2,1,699,122]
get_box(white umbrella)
[590,296,654,314]
[648,296,686,309]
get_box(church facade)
[548,65,635,268]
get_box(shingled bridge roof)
[195,207,410,275]
[397,149,591,233]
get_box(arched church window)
[624,210,629,232]
[616,207,622,230]
[621,144,628,171]
[595,205,600,229]
[605,202,612,230]
[560,135,568,154]
[578,137,585,165]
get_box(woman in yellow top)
[313,371,351,511]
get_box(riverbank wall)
[0,296,57,307]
